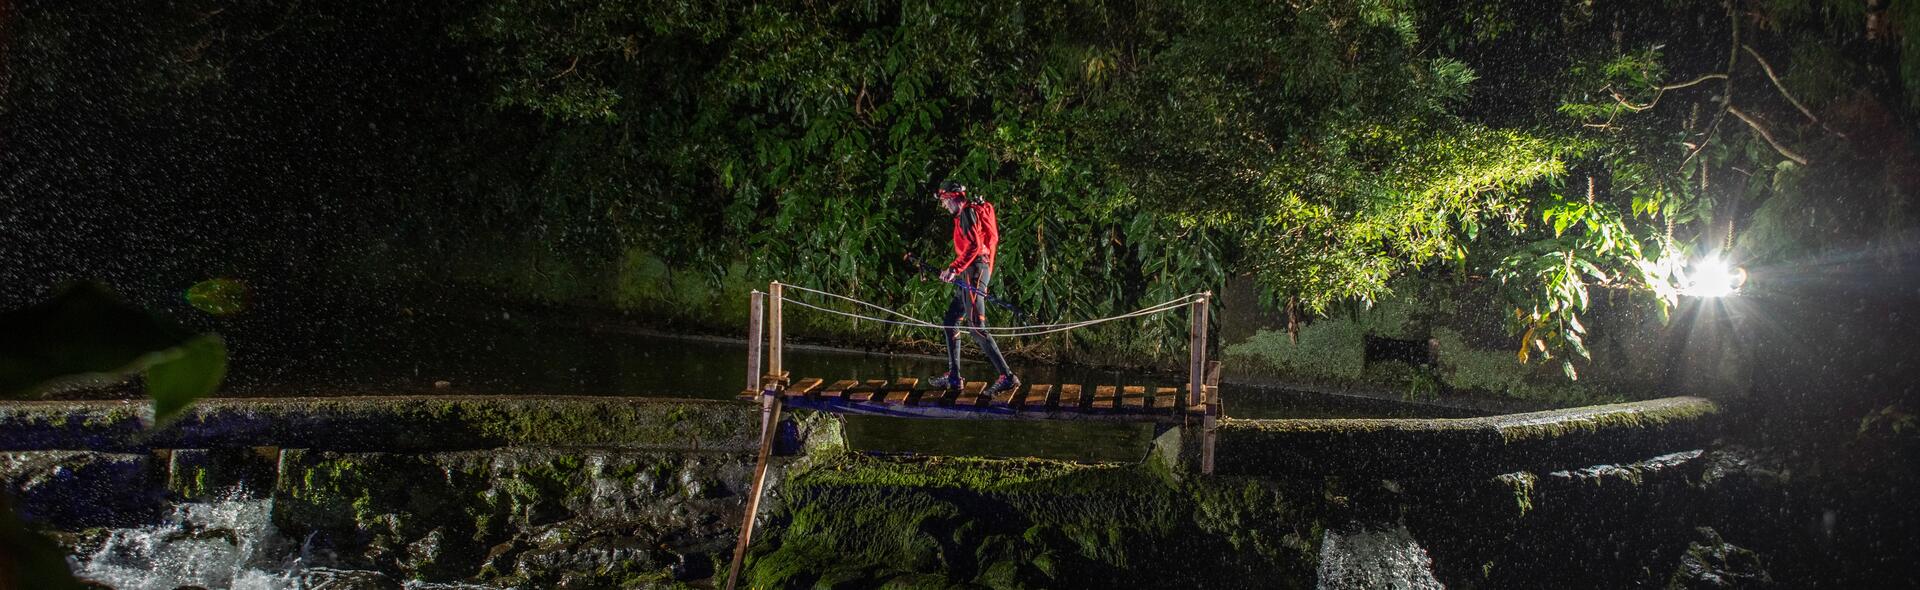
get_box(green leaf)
[185,278,251,316]
[1,283,226,422]
[1566,330,1590,359]
[1,283,189,397]
[145,334,227,423]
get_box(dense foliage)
[5,0,1917,373]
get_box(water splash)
[1316,522,1444,590]
[68,490,507,589]
[73,491,297,590]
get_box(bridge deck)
[740,375,1218,423]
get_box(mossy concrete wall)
[4,394,1746,587]
[1211,396,1719,477]
[0,396,775,453]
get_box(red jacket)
[949,201,999,273]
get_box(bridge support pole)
[725,383,782,590]
[728,286,782,590]
[1188,293,1210,408]
[1188,292,1215,475]
[747,291,763,393]
[769,282,783,378]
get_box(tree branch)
[1740,44,1818,123]
[1607,73,1727,114]
[1659,73,1729,92]
[1728,105,1811,165]
[547,55,581,81]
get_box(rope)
[775,284,1201,337]
[780,284,948,328]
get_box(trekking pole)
[903,253,1036,322]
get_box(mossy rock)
[1212,397,1719,477]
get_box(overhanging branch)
[1740,44,1818,124]
[1727,105,1811,165]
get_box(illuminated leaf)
[145,334,228,423]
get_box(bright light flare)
[1677,256,1747,298]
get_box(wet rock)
[1668,527,1772,588]
[678,464,710,499]
[400,527,447,579]
[1,450,162,528]
[514,529,671,587]
[165,448,275,501]
[1546,449,1705,488]
[668,550,714,581]
[298,567,404,590]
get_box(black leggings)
[942,262,1012,378]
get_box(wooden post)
[769,281,783,379]
[1188,293,1210,407]
[725,387,783,590]
[747,291,764,393]
[1190,294,1205,405]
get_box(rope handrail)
[775,284,1202,337]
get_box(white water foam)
[68,489,508,590]
[1317,522,1445,590]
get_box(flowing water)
[71,490,502,590]
[1315,522,1445,590]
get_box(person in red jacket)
[930,180,1020,397]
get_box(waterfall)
[1316,522,1445,590]
[66,489,503,590]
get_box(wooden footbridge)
[735,282,1223,426]
[726,281,1222,589]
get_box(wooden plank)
[783,378,823,399]
[912,379,949,406]
[819,380,859,400]
[1006,384,1036,411]
[953,381,988,407]
[1091,385,1118,411]
[1121,385,1147,410]
[1205,360,1223,386]
[736,389,757,401]
[1056,384,1083,409]
[880,378,916,404]
[759,371,790,396]
[1151,387,1178,409]
[991,382,1026,408]
[846,379,885,404]
[1016,384,1052,410]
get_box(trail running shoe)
[928,373,964,391]
[983,374,1022,398]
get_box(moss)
[1491,397,1718,443]
[794,455,1110,492]
[454,398,755,450]
[1213,397,1718,476]
[745,454,1310,589]
[1494,471,1538,517]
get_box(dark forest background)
[5,0,1919,423]
[3,0,1920,584]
